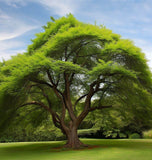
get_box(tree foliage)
[0,14,152,148]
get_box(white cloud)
[0,40,25,61]
[0,49,25,61]
[0,40,24,52]
[0,0,78,16]
[0,10,10,19]
[34,0,78,16]
[0,24,37,41]
[0,11,37,41]
[0,0,26,7]
[0,9,38,61]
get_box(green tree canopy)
[0,14,152,148]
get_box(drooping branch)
[20,101,61,129]
[27,84,52,109]
[31,79,53,88]
[16,106,44,124]
[34,85,63,127]
[33,84,52,108]
[20,101,51,113]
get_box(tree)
[0,14,152,148]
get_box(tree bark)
[64,123,85,149]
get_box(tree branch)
[77,78,112,125]
[89,105,112,112]
[27,84,53,109]
[74,94,88,111]
[31,79,53,88]
[20,101,52,113]
[20,101,61,128]
[46,70,63,100]
[64,73,76,121]
[47,70,56,86]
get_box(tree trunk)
[64,126,84,148]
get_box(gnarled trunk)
[64,126,84,148]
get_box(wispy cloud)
[1,0,78,16]
[0,40,25,61]
[0,9,38,61]
[0,0,78,61]
[34,0,79,16]
[0,0,26,8]
[0,10,37,41]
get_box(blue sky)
[0,0,152,69]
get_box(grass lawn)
[0,139,152,160]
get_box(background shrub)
[143,130,152,139]
[129,133,141,139]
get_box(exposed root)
[64,141,88,149]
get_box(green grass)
[1,139,152,160]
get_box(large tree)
[0,14,152,148]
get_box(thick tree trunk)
[64,126,85,148]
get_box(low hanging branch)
[20,101,61,127]
[20,101,52,114]
[31,79,53,88]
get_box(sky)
[0,0,152,69]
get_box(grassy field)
[0,139,152,160]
